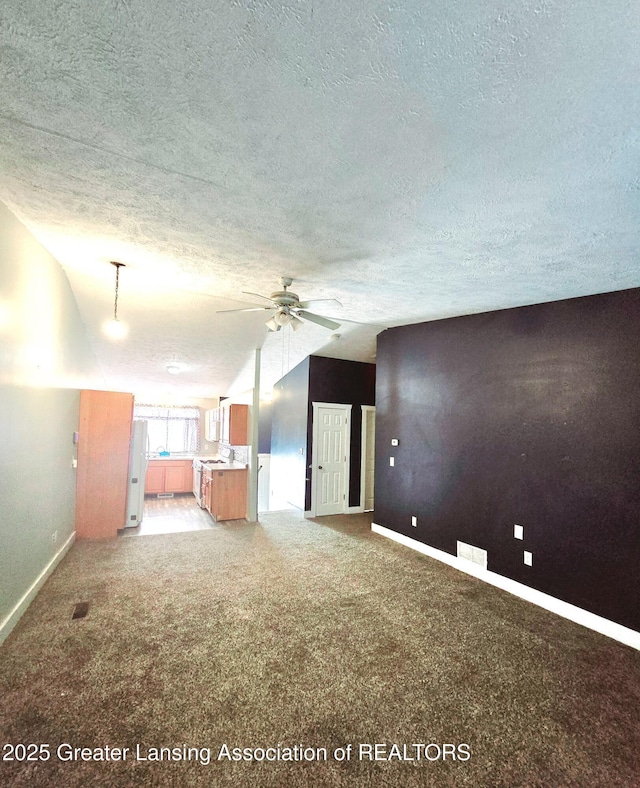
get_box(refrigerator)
[124,419,149,528]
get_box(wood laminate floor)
[120,493,215,537]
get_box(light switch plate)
[389,456,395,466]
[411,516,417,527]
[391,438,399,446]
[514,524,524,540]
[524,550,533,566]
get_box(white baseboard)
[305,506,364,517]
[371,523,640,651]
[0,531,76,646]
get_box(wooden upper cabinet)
[221,403,249,445]
[75,390,134,539]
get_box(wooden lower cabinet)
[164,463,190,493]
[145,460,193,494]
[145,464,165,494]
[203,467,247,521]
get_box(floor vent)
[456,541,488,570]
[72,602,90,620]
[157,493,174,499]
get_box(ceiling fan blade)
[296,310,341,330]
[242,291,277,304]
[297,298,343,309]
[332,316,387,328]
[216,306,273,314]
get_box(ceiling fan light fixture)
[265,316,280,332]
[274,309,291,327]
[290,315,303,331]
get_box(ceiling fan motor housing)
[270,290,300,307]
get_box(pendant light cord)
[110,261,125,320]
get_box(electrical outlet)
[411,516,417,527]
[389,456,394,466]
[71,457,78,468]
[514,524,524,540]
[524,550,533,566]
[52,531,58,545]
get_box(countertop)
[147,455,221,462]
[147,455,198,461]
[200,461,247,471]
[147,456,246,470]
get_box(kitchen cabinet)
[203,466,247,521]
[204,408,221,441]
[145,460,193,494]
[220,403,249,445]
[165,463,191,493]
[145,464,165,494]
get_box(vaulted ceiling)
[2,1,639,397]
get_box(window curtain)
[134,405,200,454]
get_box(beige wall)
[0,202,102,643]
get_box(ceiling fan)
[217,277,342,332]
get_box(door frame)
[360,405,376,513]
[309,402,352,518]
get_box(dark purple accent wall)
[375,288,640,633]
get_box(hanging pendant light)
[103,261,127,339]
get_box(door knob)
[318,465,323,469]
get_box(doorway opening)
[361,405,375,512]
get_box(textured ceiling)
[1,1,639,397]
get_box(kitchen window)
[134,404,200,454]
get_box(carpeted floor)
[1,507,639,787]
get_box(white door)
[314,405,349,516]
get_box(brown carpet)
[1,507,639,787]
